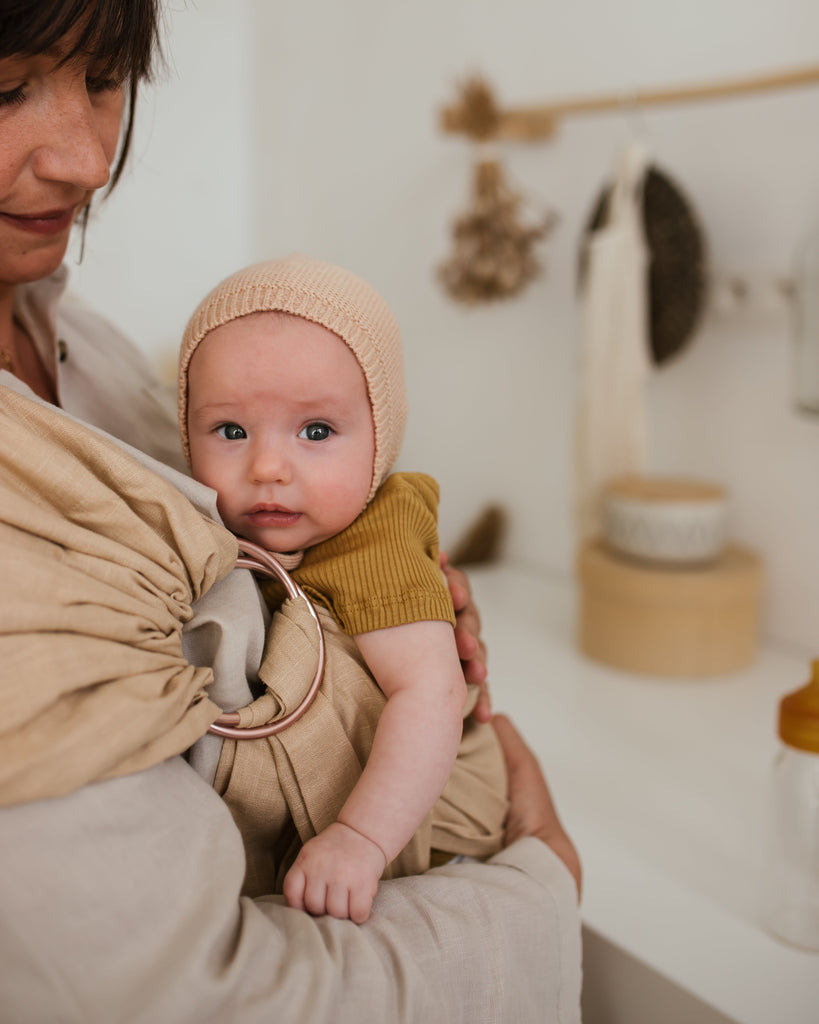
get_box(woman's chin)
[1,238,73,288]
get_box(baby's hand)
[282,821,387,924]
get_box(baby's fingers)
[302,874,330,918]
[282,865,307,912]
[322,877,375,922]
[348,881,376,924]
[324,882,352,921]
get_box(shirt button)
[58,340,68,363]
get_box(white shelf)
[468,564,818,1024]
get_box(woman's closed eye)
[298,422,333,442]
[216,422,247,440]
[0,85,26,108]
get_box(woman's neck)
[0,283,58,404]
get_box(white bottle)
[766,660,819,951]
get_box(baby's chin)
[232,524,317,555]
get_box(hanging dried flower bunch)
[437,77,555,305]
[438,159,554,304]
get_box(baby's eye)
[298,422,332,442]
[216,423,247,440]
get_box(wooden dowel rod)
[550,64,819,115]
[441,64,819,141]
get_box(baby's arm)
[282,619,467,923]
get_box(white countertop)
[467,563,818,1024]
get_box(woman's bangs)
[0,0,159,83]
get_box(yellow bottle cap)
[779,660,819,754]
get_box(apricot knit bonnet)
[178,255,407,503]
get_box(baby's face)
[186,311,375,552]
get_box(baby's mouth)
[246,505,302,526]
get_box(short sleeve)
[295,473,456,634]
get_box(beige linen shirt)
[0,269,582,1023]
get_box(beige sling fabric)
[0,387,237,805]
[215,599,508,898]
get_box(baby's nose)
[250,445,291,485]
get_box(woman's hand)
[492,713,582,900]
[440,552,492,722]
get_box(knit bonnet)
[178,255,407,503]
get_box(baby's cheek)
[214,495,241,534]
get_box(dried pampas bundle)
[438,158,555,304]
[437,77,555,305]
[450,76,500,141]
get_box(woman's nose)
[32,79,118,192]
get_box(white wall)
[71,0,819,656]
[71,1,255,379]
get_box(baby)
[179,256,506,922]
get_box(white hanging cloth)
[573,141,652,542]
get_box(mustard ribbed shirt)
[261,473,456,636]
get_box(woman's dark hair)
[0,0,163,190]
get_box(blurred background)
[71,0,819,655]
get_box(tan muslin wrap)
[0,388,237,805]
[215,598,508,896]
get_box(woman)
[0,2,581,1021]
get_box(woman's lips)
[1,207,77,236]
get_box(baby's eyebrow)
[188,400,242,420]
[294,391,355,412]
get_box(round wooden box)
[576,539,763,677]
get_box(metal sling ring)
[207,539,326,739]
